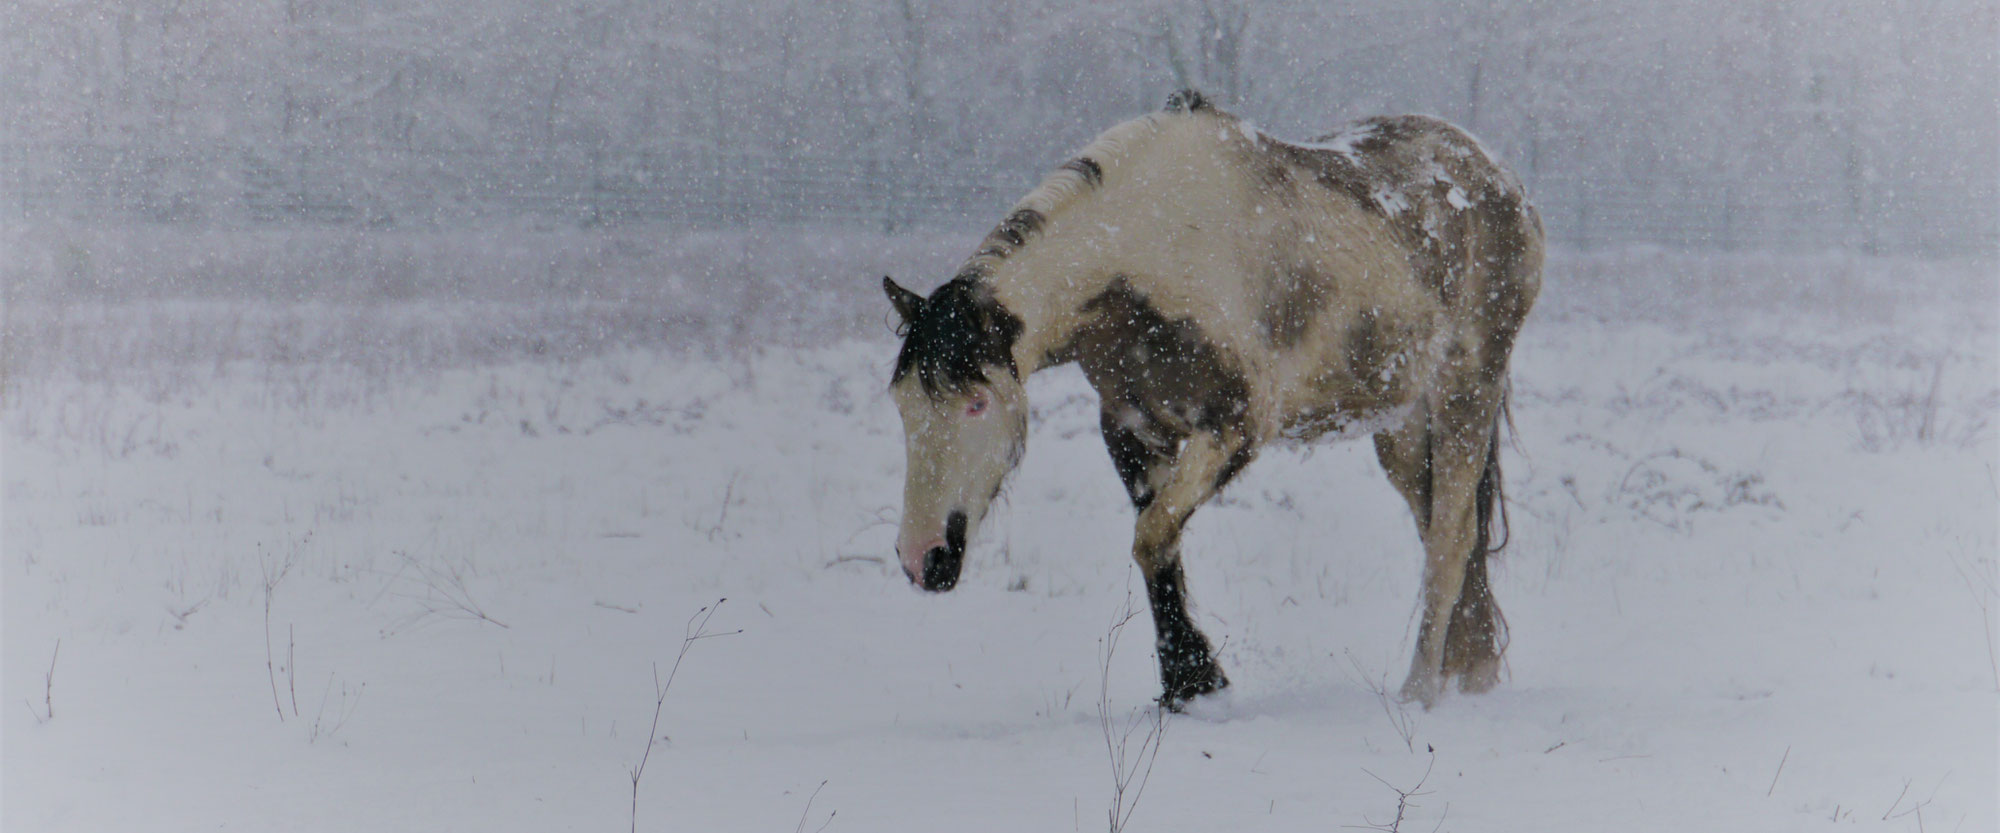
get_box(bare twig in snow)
[1346,650,1418,753]
[382,550,508,635]
[166,598,208,629]
[700,472,741,541]
[1947,546,1999,692]
[1766,745,1789,796]
[1883,778,1912,820]
[261,546,297,722]
[1884,771,1950,829]
[45,639,61,721]
[1099,590,1168,833]
[793,780,835,833]
[288,624,299,718]
[629,598,740,833]
[1344,749,1439,833]
[25,639,60,724]
[306,673,364,744]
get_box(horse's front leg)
[1128,430,1255,710]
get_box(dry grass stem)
[629,598,740,833]
[1346,651,1418,753]
[1766,745,1790,797]
[792,780,835,833]
[261,546,297,722]
[381,550,508,635]
[1345,750,1440,833]
[24,639,60,724]
[1099,590,1168,833]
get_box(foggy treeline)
[3,0,1996,254]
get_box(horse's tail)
[1475,390,1513,559]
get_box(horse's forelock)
[891,277,1023,399]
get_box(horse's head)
[883,275,1027,592]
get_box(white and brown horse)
[883,90,1541,709]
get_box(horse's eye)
[966,396,988,416]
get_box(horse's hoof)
[1161,665,1230,712]
[1451,656,1502,694]
[1398,670,1442,710]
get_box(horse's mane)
[958,93,1216,280]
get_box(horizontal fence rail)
[2,142,1993,255]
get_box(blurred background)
[5,1,1995,251]
[1,0,1993,353]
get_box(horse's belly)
[1264,305,1437,445]
[1275,396,1416,445]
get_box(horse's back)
[1282,114,1542,313]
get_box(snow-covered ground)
[4,249,1996,831]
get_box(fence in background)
[3,142,1993,255]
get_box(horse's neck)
[987,235,1119,377]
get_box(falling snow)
[2,2,1996,832]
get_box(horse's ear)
[1165,89,1211,113]
[883,276,923,326]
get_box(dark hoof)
[1159,663,1230,712]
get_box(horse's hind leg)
[1393,174,1537,706]
[1106,416,1254,710]
[1442,429,1506,694]
[1388,386,1507,709]
[1373,412,1433,533]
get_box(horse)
[882,90,1542,710]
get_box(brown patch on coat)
[1264,142,1375,213]
[1250,155,1295,195]
[1256,258,1333,350]
[1404,233,1457,308]
[1344,305,1388,384]
[1072,278,1251,444]
[1330,115,1424,156]
[1465,193,1540,385]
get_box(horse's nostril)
[921,545,961,592]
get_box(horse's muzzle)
[906,511,968,592]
